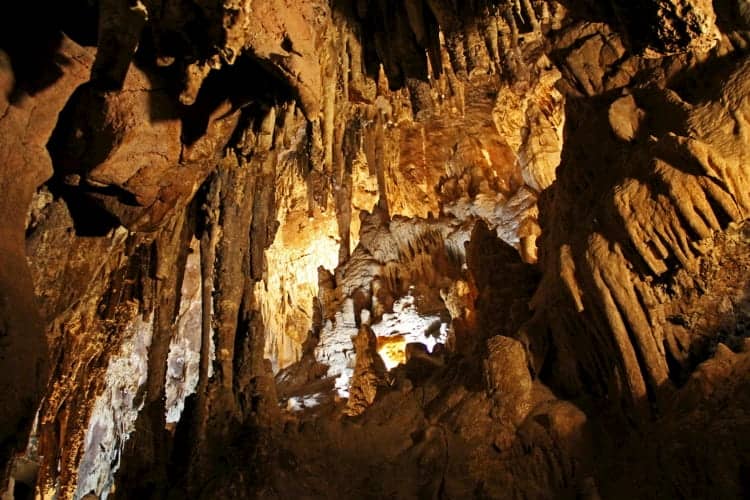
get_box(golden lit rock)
[376,334,407,370]
[3,1,750,498]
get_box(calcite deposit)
[1,0,750,498]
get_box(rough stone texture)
[531,56,750,416]
[48,65,239,232]
[1,0,750,498]
[612,0,720,56]
[344,326,387,416]
[485,336,533,426]
[0,34,93,479]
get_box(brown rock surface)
[344,326,387,416]
[1,1,750,498]
[485,335,533,426]
[0,35,93,477]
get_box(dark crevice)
[180,55,295,147]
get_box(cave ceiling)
[1,0,750,498]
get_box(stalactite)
[195,172,221,439]
[3,1,750,498]
[520,0,540,32]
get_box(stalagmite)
[1,1,750,498]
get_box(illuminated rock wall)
[2,0,750,498]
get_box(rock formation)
[1,0,749,498]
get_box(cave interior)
[1,0,750,498]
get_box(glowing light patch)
[370,293,447,363]
[481,148,492,166]
[376,335,406,370]
[259,218,340,371]
[314,293,448,399]
[315,299,359,398]
[284,393,325,412]
[257,123,342,371]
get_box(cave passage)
[2,0,750,499]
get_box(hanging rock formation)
[1,0,750,498]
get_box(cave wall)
[0,0,749,498]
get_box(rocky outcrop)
[611,0,719,56]
[344,326,387,416]
[530,56,750,416]
[1,0,750,499]
[485,336,534,427]
[0,34,93,479]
